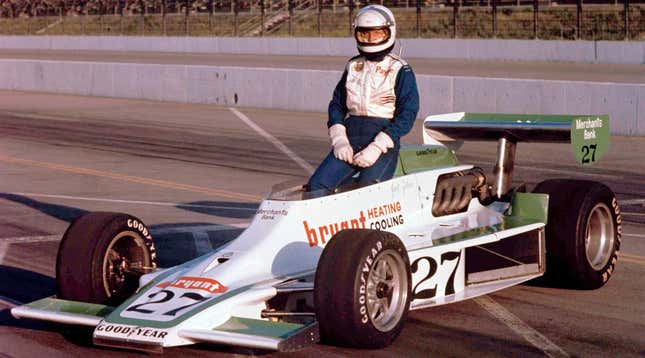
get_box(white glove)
[353,132,394,168]
[329,124,353,163]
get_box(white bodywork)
[87,161,543,349]
[15,112,581,352]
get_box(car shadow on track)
[0,193,89,223]
[0,193,251,266]
[152,224,245,267]
[1,193,261,222]
[0,265,55,330]
[176,201,259,219]
[400,315,544,356]
[0,265,55,310]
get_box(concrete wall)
[1,36,643,64]
[0,59,642,135]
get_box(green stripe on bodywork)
[393,153,404,177]
[106,285,254,328]
[394,145,458,176]
[215,317,306,339]
[457,113,579,123]
[25,297,113,317]
[102,258,199,328]
[105,268,316,329]
[426,192,547,249]
[430,216,541,247]
[508,192,549,224]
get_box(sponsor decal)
[416,148,438,156]
[303,212,366,247]
[570,115,609,165]
[123,277,224,320]
[156,276,227,294]
[367,202,404,231]
[126,218,157,267]
[155,281,171,289]
[256,208,288,220]
[375,65,394,76]
[370,214,405,231]
[354,61,364,72]
[604,197,622,283]
[358,240,383,324]
[304,201,404,247]
[575,117,603,140]
[127,219,152,240]
[95,323,168,342]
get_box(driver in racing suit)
[306,5,419,193]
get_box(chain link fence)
[0,0,643,40]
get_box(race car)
[11,112,621,353]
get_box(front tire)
[533,179,621,289]
[314,229,411,348]
[56,212,157,305]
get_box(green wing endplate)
[215,316,307,339]
[179,317,319,351]
[22,297,113,316]
[11,297,114,326]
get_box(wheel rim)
[366,249,408,332]
[585,203,615,271]
[102,231,151,298]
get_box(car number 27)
[410,250,464,300]
[126,290,208,316]
[120,289,211,321]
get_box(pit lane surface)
[1,91,644,357]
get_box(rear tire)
[56,212,157,305]
[533,180,621,289]
[314,229,411,348]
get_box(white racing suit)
[307,53,420,192]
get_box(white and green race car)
[11,112,621,352]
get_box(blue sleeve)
[327,70,348,128]
[383,65,419,142]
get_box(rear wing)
[424,112,610,166]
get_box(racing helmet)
[353,5,396,55]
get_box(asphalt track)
[1,49,644,84]
[0,90,644,357]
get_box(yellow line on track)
[0,155,262,202]
[621,253,645,259]
[620,252,645,266]
[620,257,645,266]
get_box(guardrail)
[2,36,642,64]
[0,0,643,40]
[0,59,642,135]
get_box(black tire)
[56,212,157,305]
[533,179,622,289]
[314,229,411,348]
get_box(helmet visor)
[355,27,390,46]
